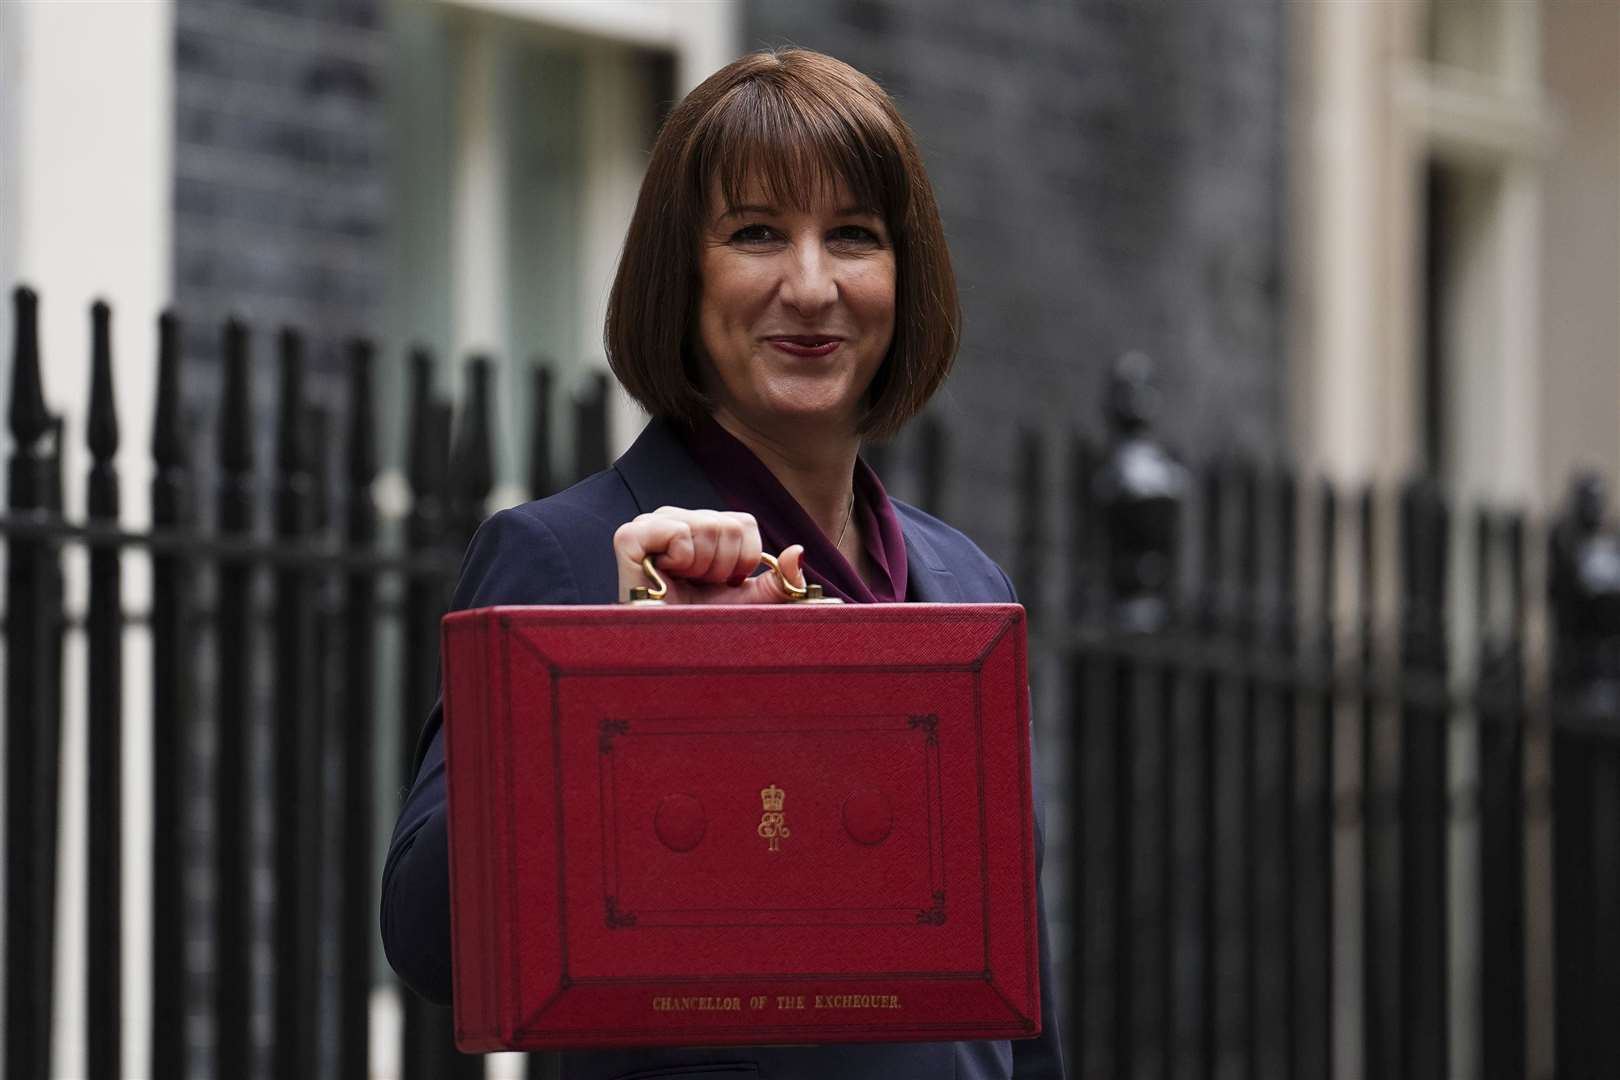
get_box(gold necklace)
[834,488,855,548]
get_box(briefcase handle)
[627,552,842,605]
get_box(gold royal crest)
[757,783,789,852]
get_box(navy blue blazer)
[382,418,1066,1080]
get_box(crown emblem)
[757,784,789,851]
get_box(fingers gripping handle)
[625,551,841,604]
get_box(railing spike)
[210,312,251,1077]
[220,319,253,471]
[338,340,379,1080]
[1276,466,1299,641]
[88,301,118,465]
[1503,511,1526,635]
[307,403,331,535]
[82,299,123,1080]
[406,346,439,498]
[527,360,553,500]
[347,339,378,496]
[276,327,307,474]
[1475,506,1495,650]
[572,370,610,483]
[1317,479,1338,643]
[4,282,67,1078]
[429,398,453,514]
[270,323,318,1079]
[449,355,495,541]
[153,312,188,471]
[9,285,50,452]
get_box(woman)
[382,48,1064,1079]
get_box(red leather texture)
[441,603,1039,1051]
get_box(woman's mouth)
[765,335,842,358]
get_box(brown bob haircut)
[604,48,959,440]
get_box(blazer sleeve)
[996,566,1068,1080]
[380,506,581,1005]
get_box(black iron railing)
[0,285,608,1080]
[3,286,1618,1079]
[1033,358,1619,1079]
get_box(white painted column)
[451,19,509,361]
[2,3,173,1077]
[1295,7,1378,1077]
[1289,0,1419,485]
[449,18,516,507]
[1296,0,1392,486]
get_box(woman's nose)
[777,240,837,315]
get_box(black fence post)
[5,285,67,1080]
[399,348,468,1080]
[1070,579,1118,1079]
[1294,478,1336,1080]
[271,326,320,1080]
[1360,481,1402,1080]
[1251,466,1294,1080]
[1478,508,1526,1080]
[450,355,495,544]
[1398,479,1449,1080]
[573,369,611,485]
[1194,457,1227,1077]
[1068,433,1100,622]
[340,338,380,1080]
[308,396,341,1075]
[213,316,253,1079]
[402,346,448,787]
[85,300,124,1080]
[529,360,554,500]
[1549,472,1620,1077]
[151,309,194,1080]
[1090,354,1184,1075]
[433,358,497,1078]
[1064,429,1097,1075]
[1234,459,1261,1077]
[1276,470,1303,1080]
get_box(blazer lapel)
[612,418,726,515]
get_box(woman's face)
[696,173,896,441]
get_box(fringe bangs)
[690,71,908,224]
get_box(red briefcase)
[441,601,1039,1051]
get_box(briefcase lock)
[627,552,843,605]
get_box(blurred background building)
[2,0,1617,1077]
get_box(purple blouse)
[678,415,909,603]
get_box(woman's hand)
[612,507,807,604]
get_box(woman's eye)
[730,224,777,244]
[829,224,882,246]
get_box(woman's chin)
[740,394,861,436]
